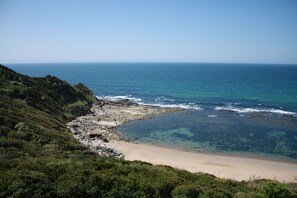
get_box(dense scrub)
[0,64,296,197]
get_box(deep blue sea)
[8,63,297,160]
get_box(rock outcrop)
[67,100,181,159]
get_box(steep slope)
[0,64,98,169]
[0,64,296,198]
[0,64,97,121]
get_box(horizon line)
[2,61,297,66]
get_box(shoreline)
[131,139,297,165]
[67,100,297,183]
[112,140,297,183]
[67,100,181,158]
[122,139,297,165]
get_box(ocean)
[8,63,297,160]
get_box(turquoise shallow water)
[119,110,297,160]
[8,63,297,160]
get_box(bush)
[172,184,202,198]
[256,182,296,198]
[2,170,54,198]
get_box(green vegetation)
[0,64,296,197]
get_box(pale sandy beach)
[113,140,297,183]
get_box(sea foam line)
[96,95,142,102]
[215,106,296,116]
[138,102,203,110]
[96,95,203,110]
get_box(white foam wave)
[215,106,296,116]
[154,96,175,102]
[97,95,203,110]
[141,103,203,110]
[96,95,142,102]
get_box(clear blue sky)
[0,0,297,64]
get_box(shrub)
[2,170,55,198]
[256,181,296,198]
[172,184,202,198]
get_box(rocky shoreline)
[67,100,181,159]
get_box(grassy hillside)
[0,64,296,198]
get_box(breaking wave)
[96,95,142,102]
[139,102,203,110]
[215,105,296,116]
[96,95,203,110]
